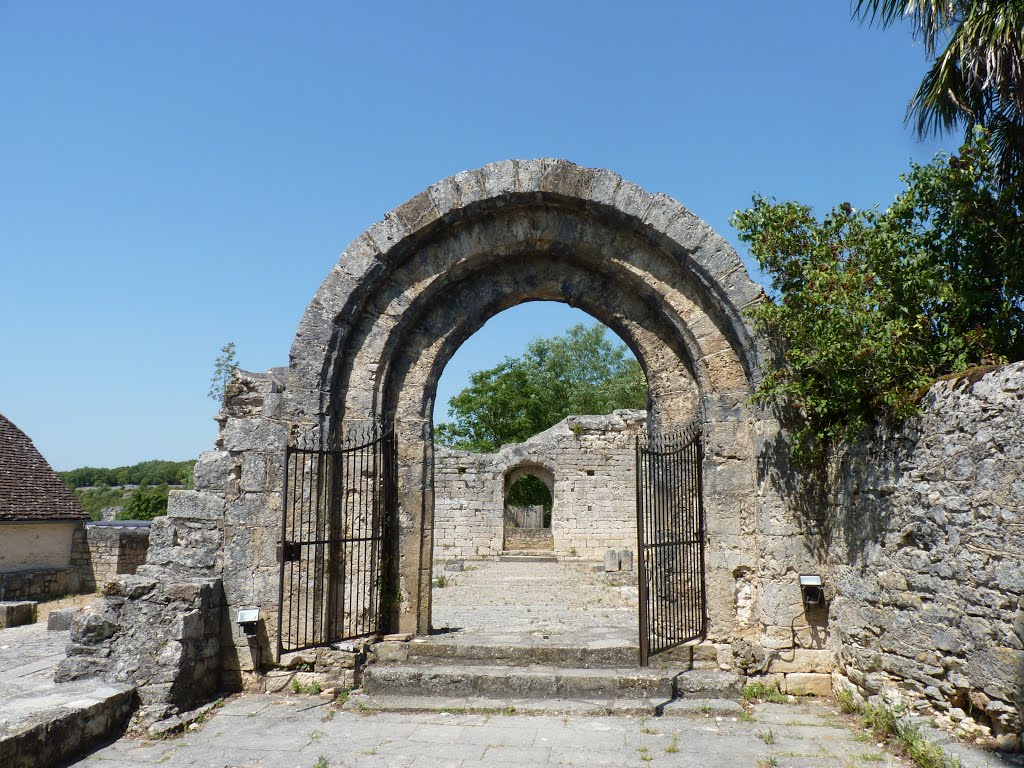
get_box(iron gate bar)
[635,421,707,666]
[277,423,394,660]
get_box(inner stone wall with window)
[433,409,645,560]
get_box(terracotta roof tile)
[0,414,89,522]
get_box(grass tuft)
[743,681,787,704]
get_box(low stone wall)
[503,527,554,551]
[71,522,151,592]
[435,411,644,559]
[56,573,224,723]
[828,363,1024,745]
[0,683,136,768]
[0,566,80,602]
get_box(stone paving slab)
[430,560,638,650]
[63,693,978,768]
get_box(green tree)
[209,342,239,404]
[732,136,1023,464]
[116,484,170,521]
[435,324,647,452]
[854,0,1024,182]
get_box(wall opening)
[428,301,652,642]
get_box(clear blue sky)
[0,2,958,470]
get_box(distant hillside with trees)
[59,459,196,521]
[59,459,195,489]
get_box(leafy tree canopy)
[116,484,170,521]
[435,323,647,452]
[732,135,1023,464]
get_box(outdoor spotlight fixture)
[799,574,824,607]
[236,608,261,637]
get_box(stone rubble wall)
[828,362,1024,742]
[55,574,225,723]
[0,566,80,602]
[71,523,151,593]
[49,371,287,723]
[434,411,645,560]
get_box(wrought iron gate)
[277,423,394,659]
[635,422,707,666]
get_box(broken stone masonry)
[53,160,1024,745]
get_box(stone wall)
[0,566,80,602]
[71,522,151,592]
[434,411,645,560]
[828,363,1024,743]
[56,575,225,722]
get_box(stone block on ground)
[47,607,78,631]
[0,601,37,628]
[604,550,620,572]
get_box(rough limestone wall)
[71,524,151,592]
[0,566,80,602]
[433,411,645,560]
[53,370,291,722]
[56,576,224,722]
[829,363,1024,743]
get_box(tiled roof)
[0,414,89,522]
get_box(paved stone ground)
[430,559,638,649]
[72,693,919,768]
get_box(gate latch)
[279,541,301,562]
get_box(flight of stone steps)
[356,636,745,717]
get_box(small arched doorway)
[503,464,555,552]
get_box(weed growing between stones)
[837,687,858,714]
[743,682,787,704]
[313,756,328,768]
[434,574,448,588]
[859,702,962,768]
[760,728,776,745]
[757,757,779,768]
[859,750,886,762]
[638,745,653,762]
[665,733,680,753]
[290,679,323,695]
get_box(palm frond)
[852,0,961,52]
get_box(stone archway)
[57,160,847,721]
[283,159,764,636]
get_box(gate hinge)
[278,541,301,562]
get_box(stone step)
[496,553,558,562]
[362,663,743,702]
[372,639,639,668]
[349,692,745,718]
[371,638,724,670]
